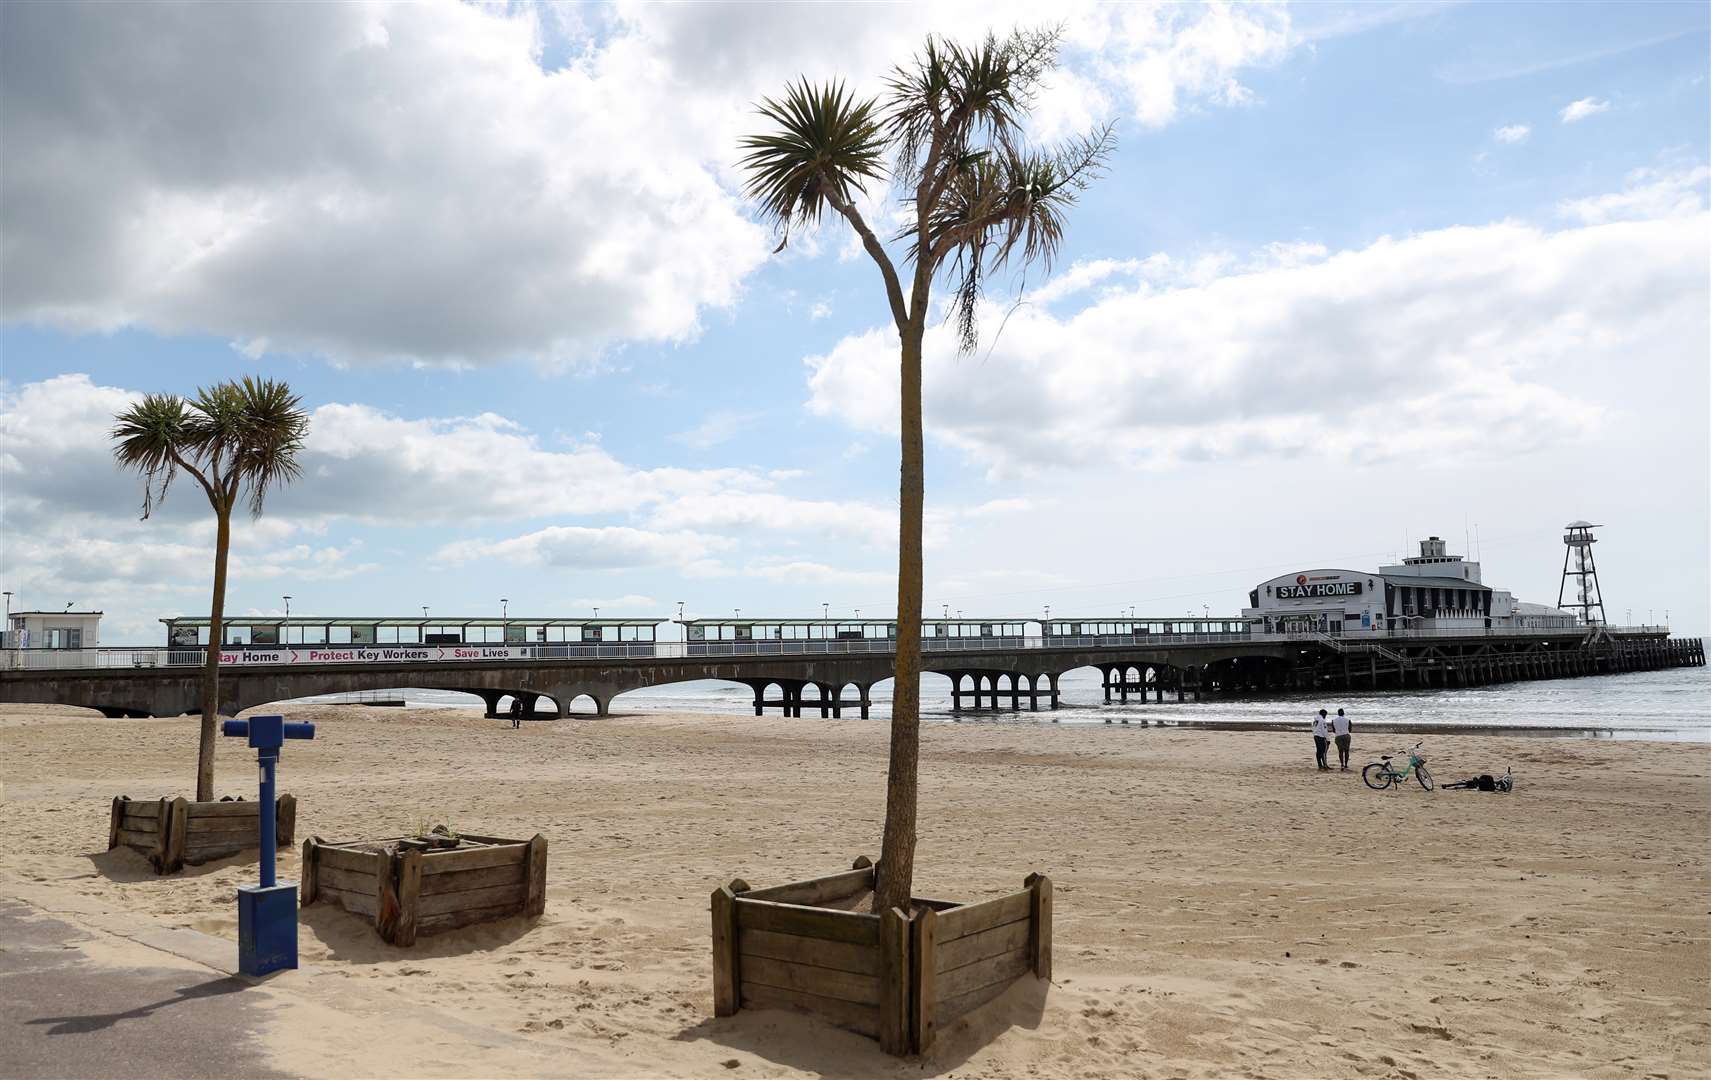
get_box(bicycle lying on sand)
[1362,742,1434,791]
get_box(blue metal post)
[220,715,314,976]
[258,747,277,888]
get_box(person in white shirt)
[1332,708,1352,771]
[1312,709,1330,771]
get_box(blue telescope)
[220,715,316,976]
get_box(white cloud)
[0,3,775,369]
[1557,164,1709,225]
[435,526,725,571]
[1494,124,1531,144]
[671,409,764,450]
[0,3,1302,369]
[745,559,894,588]
[805,206,1709,477]
[1560,96,1611,124]
[809,300,833,321]
[570,594,660,612]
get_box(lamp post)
[501,598,508,620]
[422,606,428,620]
[823,602,830,620]
[593,607,600,620]
[676,601,685,622]
[283,595,291,620]
[942,604,949,620]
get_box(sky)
[1,0,1707,644]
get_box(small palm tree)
[741,28,1113,911]
[112,377,310,802]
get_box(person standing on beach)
[1332,708,1352,771]
[1312,709,1330,771]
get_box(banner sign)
[1276,582,1363,600]
[217,645,532,666]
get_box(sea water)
[305,663,1710,742]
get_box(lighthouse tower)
[1558,521,1608,627]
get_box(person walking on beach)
[1312,709,1330,771]
[510,695,524,729]
[1332,707,1352,771]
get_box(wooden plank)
[524,835,547,918]
[734,899,880,946]
[318,865,379,894]
[936,948,1029,1001]
[935,891,1030,942]
[187,817,259,837]
[320,884,380,918]
[109,799,125,851]
[419,845,526,875]
[741,955,880,1006]
[420,863,526,895]
[451,833,528,847]
[744,866,874,907]
[935,918,1031,974]
[738,982,879,1039]
[1027,873,1052,980]
[184,838,251,860]
[186,800,260,818]
[277,794,296,846]
[162,798,188,875]
[712,886,739,1017]
[301,838,319,905]
[932,975,1015,1030]
[711,890,739,1013]
[121,800,162,819]
[116,827,161,850]
[317,846,388,874]
[375,850,398,943]
[418,902,525,934]
[738,929,879,976]
[416,882,526,917]
[877,906,910,1056]
[913,907,938,1053]
[395,848,422,947]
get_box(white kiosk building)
[1244,537,1576,635]
[5,609,103,649]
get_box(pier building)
[1244,537,1575,635]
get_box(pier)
[0,625,1699,720]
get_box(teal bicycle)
[1362,742,1434,792]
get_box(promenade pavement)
[0,897,285,1079]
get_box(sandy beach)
[2,703,1707,1079]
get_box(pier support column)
[1049,672,1061,711]
[1103,667,1113,703]
[478,689,504,718]
[859,683,872,720]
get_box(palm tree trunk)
[874,329,925,914]
[196,508,230,801]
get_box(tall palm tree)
[741,29,1113,911]
[112,377,310,801]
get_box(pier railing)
[0,625,1675,672]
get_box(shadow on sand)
[26,975,250,1036]
[299,903,544,964]
[85,847,259,883]
[672,977,1049,1077]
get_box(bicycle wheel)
[1362,763,1393,790]
[1416,764,1434,791]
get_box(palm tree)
[741,29,1113,912]
[112,377,310,802]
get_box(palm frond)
[738,80,887,248]
[110,394,191,519]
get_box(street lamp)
[283,595,292,620]
[422,606,428,619]
[854,608,860,619]
[593,607,600,620]
[501,598,508,620]
[823,602,830,620]
[942,604,949,619]
[676,601,685,622]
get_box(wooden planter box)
[301,832,547,947]
[711,857,1051,1056]
[108,794,297,875]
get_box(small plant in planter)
[302,826,546,946]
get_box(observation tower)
[1558,521,1607,627]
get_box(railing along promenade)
[0,625,1674,672]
